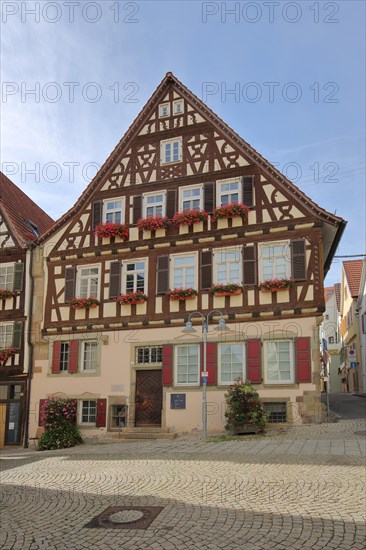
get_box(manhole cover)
[85,506,164,529]
[354,430,366,436]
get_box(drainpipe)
[23,243,34,448]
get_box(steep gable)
[343,260,363,299]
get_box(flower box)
[95,222,129,241]
[172,209,208,227]
[214,290,242,297]
[212,203,249,222]
[115,292,148,305]
[69,297,100,309]
[136,216,170,232]
[210,283,242,296]
[0,347,16,365]
[166,288,198,301]
[0,289,17,300]
[259,278,295,292]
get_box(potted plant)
[225,379,269,434]
[210,283,243,297]
[136,216,171,232]
[259,278,295,292]
[115,291,148,305]
[166,288,198,301]
[0,347,16,366]
[0,289,18,300]
[94,222,129,241]
[172,209,208,227]
[212,202,249,222]
[69,297,100,309]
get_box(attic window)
[159,103,170,118]
[28,220,39,238]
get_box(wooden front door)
[135,370,162,427]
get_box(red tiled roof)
[0,172,54,247]
[334,283,341,312]
[343,260,363,298]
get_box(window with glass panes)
[144,193,165,217]
[81,400,96,424]
[81,342,98,371]
[172,255,196,288]
[181,187,202,211]
[162,139,180,163]
[124,261,146,293]
[260,243,289,280]
[216,249,241,284]
[104,200,123,224]
[136,346,163,364]
[78,267,99,298]
[218,181,240,205]
[60,342,69,372]
[0,265,14,290]
[176,345,200,385]
[219,344,244,384]
[0,324,13,348]
[265,341,293,383]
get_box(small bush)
[224,380,269,432]
[38,397,83,451]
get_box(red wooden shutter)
[52,341,61,374]
[162,344,173,386]
[166,189,177,219]
[202,342,217,385]
[242,176,254,207]
[295,337,311,383]
[39,399,47,426]
[156,256,170,294]
[68,340,79,373]
[246,339,262,383]
[133,195,142,224]
[64,267,76,301]
[243,245,257,285]
[92,200,103,230]
[200,250,212,290]
[109,261,121,299]
[96,398,107,427]
[291,240,306,280]
[204,182,215,213]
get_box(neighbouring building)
[340,260,364,394]
[0,172,53,447]
[29,73,346,441]
[355,259,366,393]
[321,284,342,392]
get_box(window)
[173,100,183,114]
[143,192,165,218]
[263,402,287,423]
[81,400,96,424]
[104,200,124,224]
[265,341,294,384]
[136,346,163,364]
[0,264,14,290]
[217,179,241,206]
[77,266,99,298]
[81,341,98,372]
[362,313,366,335]
[60,343,69,372]
[161,138,181,164]
[260,242,290,281]
[176,345,200,385]
[123,260,146,293]
[215,248,241,284]
[179,185,203,211]
[0,324,13,348]
[171,254,196,288]
[325,314,329,320]
[328,336,335,344]
[28,220,39,238]
[159,103,170,117]
[219,343,244,384]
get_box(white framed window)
[173,99,183,115]
[217,179,241,206]
[0,323,13,348]
[159,103,170,118]
[77,266,100,298]
[136,346,163,364]
[60,342,69,372]
[122,260,147,293]
[264,341,294,384]
[0,264,14,290]
[175,344,200,386]
[80,400,97,425]
[143,192,166,218]
[259,242,290,281]
[103,199,124,224]
[219,343,245,384]
[171,253,197,288]
[214,248,241,284]
[161,138,181,164]
[81,341,98,372]
[179,185,203,211]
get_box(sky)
[1,0,365,285]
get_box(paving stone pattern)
[1,420,365,549]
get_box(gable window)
[264,341,294,384]
[171,254,196,288]
[81,341,98,372]
[0,264,14,290]
[143,192,165,218]
[179,185,203,211]
[0,324,13,348]
[123,260,146,293]
[104,199,124,224]
[259,242,290,281]
[173,100,183,115]
[80,400,97,424]
[217,180,241,206]
[176,344,200,385]
[136,346,163,364]
[215,248,241,284]
[159,103,170,118]
[219,343,245,384]
[28,220,39,238]
[77,266,99,298]
[161,138,181,164]
[60,343,70,372]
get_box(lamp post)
[182,310,228,439]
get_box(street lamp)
[182,310,229,439]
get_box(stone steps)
[107,427,177,440]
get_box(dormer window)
[28,220,39,238]
[159,103,170,118]
[173,100,183,115]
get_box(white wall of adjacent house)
[321,289,342,392]
[356,267,366,394]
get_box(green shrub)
[224,380,269,432]
[38,397,83,451]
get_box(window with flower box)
[179,185,203,211]
[0,264,14,290]
[264,341,294,384]
[143,192,166,218]
[122,260,147,293]
[171,254,197,288]
[136,346,163,364]
[77,266,100,299]
[217,179,241,206]
[175,344,200,386]
[0,323,14,348]
[161,138,181,164]
[259,242,290,281]
[103,199,124,224]
[219,343,245,384]
[214,248,241,284]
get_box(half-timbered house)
[0,172,53,447]
[30,73,345,439]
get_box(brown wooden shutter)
[92,200,103,230]
[291,240,306,280]
[295,337,312,383]
[39,399,47,426]
[12,322,23,349]
[13,262,24,291]
[200,250,212,290]
[162,345,173,386]
[243,245,257,285]
[64,267,76,301]
[242,176,254,207]
[203,342,217,385]
[109,261,121,299]
[96,398,107,427]
[247,339,262,383]
[52,341,61,374]
[68,340,79,373]
[166,189,177,219]
[204,182,215,213]
[156,256,169,294]
[133,195,142,224]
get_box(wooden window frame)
[258,241,291,282]
[103,198,125,224]
[218,342,245,385]
[178,184,203,212]
[142,191,166,218]
[173,99,183,115]
[0,323,14,348]
[161,137,182,165]
[213,247,242,285]
[216,178,242,207]
[59,342,70,372]
[135,346,163,365]
[79,399,97,425]
[76,265,100,299]
[175,344,200,387]
[159,103,170,118]
[170,252,198,289]
[80,341,99,373]
[264,340,295,384]
[0,263,14,290]
[122,258,148,294]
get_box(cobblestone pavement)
[1,420,365,550]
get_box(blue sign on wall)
[170,394,186,409]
